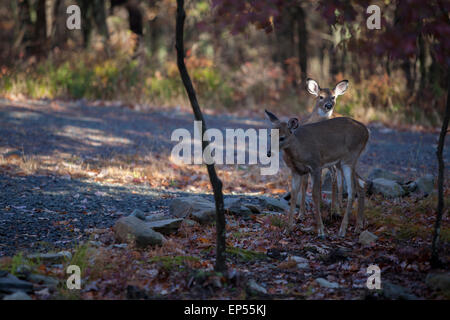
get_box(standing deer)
[295,78,350,218]
[265,110,369,237]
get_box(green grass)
[148,255,200,271]
[226,247,266,262]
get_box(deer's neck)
[283,148,309,175]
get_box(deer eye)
[331,96,335,99]
[319,96,324,100]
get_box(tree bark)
[297,5,308,84]
[431,67,450,268]
[175,0,227,273]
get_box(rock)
[415,175,435,194]
[368,168,403,183]
[371,178,406,198]
[145,213,169,222]
[113,216,165,247]
[130,209,146,221]
[315,278,340,289]
[169,196,216,224]
[224,198,253,216]
[359,230,378,246]
[27,251,71,264]
[3,291,32,300]
[27,274,59,287]
[181,219,199,228]
[382,281,417,300]
[247,279,267,295]
[0,273,33,293]
[257,196,289,212]
[296,263,310,270]
[289,256,309,264]
[403,181,418,193]
[144,218,183,235]
[425,272,450,293]
[322,170,348,193]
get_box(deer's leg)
[297,174,308,219]
[338,164,354,237]
[330,166,337,218]
[355,172,365,233]
[336,165,344,214]
[288,174,301,230]
[311,169,325,238]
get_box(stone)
[322,169,348,192]
[289,256,309,264]
[130,209,146,221]
[359,230,378,246]
[296,263,310,270]
[27,274,59,287]
[169,196,216,224]
[145,213,169,222]
[315,278,340,289]
[371,178,406,198]
[425,272,450,293]
[415,175,435,194]
[257,196,289,212]
[181,219,199,228]
[3,291,32,300]
[224,198,253,216]
[382,281,417,300]
[144,218,183,235]
[113,216,165,247]
[0,273,33,293]
[247,279,267,295]
[27,251,71,264]
[368,168,403,183]
[403,181,418,193]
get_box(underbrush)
[0,33,445,127]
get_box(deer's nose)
[325,103,333,110]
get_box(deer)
[294,78,350,219]
[265,110,369,238]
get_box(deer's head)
[265,110,299,156]
[306,78,349,117]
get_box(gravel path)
[0,99,448,256]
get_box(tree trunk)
[297,5,308,84]
[431,67,450,268]
[32,0,47,56]
[175,0,227,273]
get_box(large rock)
[426,272,450,293]
[0,273,33,294]
[113,216,165,247]
[415,175,435,194]
[315,278,340,289]
[368,168,403,183]
[27,251,72,264]
[359,230,378,246]
[382,281,417,300]
[169,196,216,224]
[224,198,255,216]
[3,291,32,300]
[371,178,406,198]
[144,218,183,235]
[247,279,267,295]
[257,196,289,212]
[130,209,146,221]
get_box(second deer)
[265,110,369,237]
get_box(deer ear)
[334,80,349,96]
[288,117,299,131]
[265,110,280,124]
[306,78,320,96]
